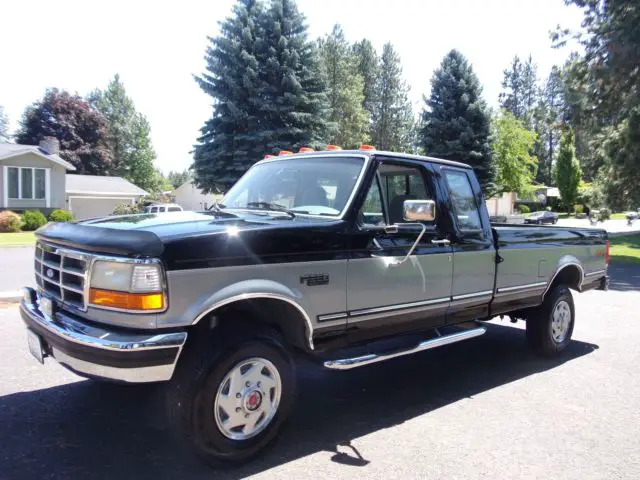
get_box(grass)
[610,234,640,264]
[0,231,36,246]
[610,212,628,220]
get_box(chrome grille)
[35,242,89,310]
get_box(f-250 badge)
[300,273,329,286]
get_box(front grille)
[35,242,90,310]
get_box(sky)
[0,0,584,174]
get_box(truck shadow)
[0,323,598,480]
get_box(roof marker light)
[299,147,314,153]
[278,150,293,156]
[264,154,274,159]
[326,145,342,151]
[359,144,376,151]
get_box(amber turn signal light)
[89,288,164,311]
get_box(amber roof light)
[299,147,314,153]
[278,150,293,156]
[359,144,376,151]
[326,145,342,151]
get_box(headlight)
[89,260,165,312]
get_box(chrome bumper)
[20,287,187,383]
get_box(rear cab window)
[443,169,483,234]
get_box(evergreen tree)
[555,128,582,208]
[257,0,331,153]
[167,170,190,189]
[318,24,369,147]
[533,66,565,185]
[16,89,112,174]
[90,74,163,192]
[371,42,414,151]
[0,106,9,142]
[352,39,378,117]
[193,0,266,192]
[499,55,538,128]
[421,50,495,193]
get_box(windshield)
[529,211,544,217]
[222,157,365,216]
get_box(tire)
[526,285,575,357]
[166,324,296,466]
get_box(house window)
[7,167,47,200]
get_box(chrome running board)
[323,325,486,370]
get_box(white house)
[173,180,223,211]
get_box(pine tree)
[555,128,582,208]
[90,74,163,192]
[421,50,494,193]
[371,43,414,152]
[256,0,330,154]
[318,24,369,148]
[533,66,564,185]
[352,39,378,117]
[500,55,538,128]
[0,106,9,142]
[192,0,266,193]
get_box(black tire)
[526,285,575,357]
[166,324,296,466]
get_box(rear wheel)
[167,325,296,466]
[526,285,575,357]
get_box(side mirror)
[403,199,436,222]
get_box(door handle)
[431,239,451,246]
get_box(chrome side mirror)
[403,199,436,222]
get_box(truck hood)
[35,211,346,268]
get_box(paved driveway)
[1,267,639,479]
[0,246,35,292]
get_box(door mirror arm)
[385,222,427,267]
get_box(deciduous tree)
[15,89,112,174]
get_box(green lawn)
[610,234,640,264]
[0,231,36,246]
[610,212,627,220]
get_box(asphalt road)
[0,246,35,292]
[1,269,639,479]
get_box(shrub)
[49,209,74,222]
[112,203,140,215]
[545,206,552,211]
[517,204,531,214]
[0,211,22,233]
[599,207,611,221]
[574,204,584,215]
[21,210,48,231]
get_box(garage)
[65,175,148,220]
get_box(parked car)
[524,210,559,225]
[627,210,639,226]
[20,148,609,466]
[143,203,183,213]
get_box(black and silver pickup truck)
[20,149,609,464]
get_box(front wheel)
[526,285,575,357]
[167,327,296,466]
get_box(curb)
[0,291,22,304]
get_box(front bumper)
[20,287,187,383]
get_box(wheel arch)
[189,280,314,352]
[543,257,584,300]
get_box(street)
[1,266,639,479]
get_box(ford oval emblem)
[46,269,54,279]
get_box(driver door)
[346,159,453,343]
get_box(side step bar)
[323,325,486,370]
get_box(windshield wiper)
[245,202,296,218]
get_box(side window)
[150,207,158,213]
[443,170,482,231]
[380,164,431,224]
[168,206,181,212]
[359,178,385,226]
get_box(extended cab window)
[358,163,433,225]
[443,170,482,231]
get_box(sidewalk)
[0,246,35,302]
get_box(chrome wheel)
[551,300,572,343]
[214,357,282,441]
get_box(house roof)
[0,143,76,171]
[66,174,148,196]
